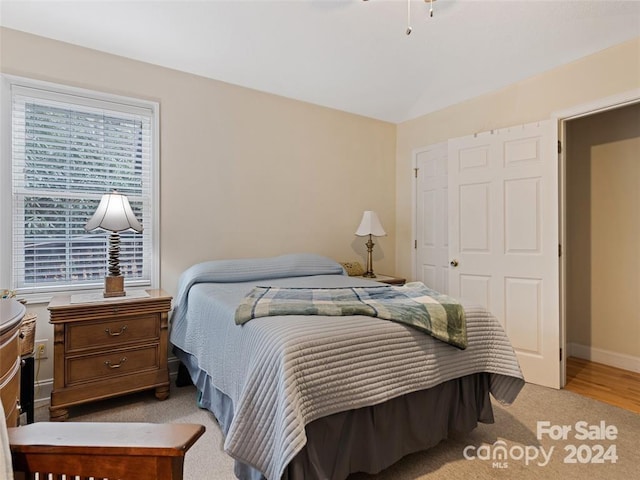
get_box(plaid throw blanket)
[235,282,467,349]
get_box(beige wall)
[565,104,640,358]
[395,37,640,280]
[1,27,396,387]
[0,26,397,295]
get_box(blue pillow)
[190,253,345,283]
[173,254,346,314]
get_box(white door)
[448,121,560,388]
[414,143,449,293]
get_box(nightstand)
[358,274,406,285]
[47,289,172,421]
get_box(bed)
[169,253,524,480]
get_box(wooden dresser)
[48,289,172,421]
[1,298,25,427]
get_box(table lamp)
[85,190,143,297]
[355,210,386,278]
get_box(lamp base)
[104,275,125,298]
[363,235,377,279]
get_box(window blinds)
[10,84,154,293]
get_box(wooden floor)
[565,357,640,414]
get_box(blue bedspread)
[169,254,524,480]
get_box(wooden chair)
[8,422,204,480]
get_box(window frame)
[0,75,160,304]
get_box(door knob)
[450,259,459,267]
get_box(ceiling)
[1,0,639,123]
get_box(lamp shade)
[85,191,143,233]
[355,211,386,237]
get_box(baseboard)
[33,379,54,408]
[567,343,640,373]
[33,355,184,408]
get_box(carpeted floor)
[35,382,640,479]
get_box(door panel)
[505,277,542,353]
[459,183,490,252]
[505,178,541,253]
[459,274,491,310]
[448,121,560,388]
[415,143,449,294]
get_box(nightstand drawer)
[66,314,160,353]
[66,346,159,385]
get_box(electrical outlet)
[35,340,48,359]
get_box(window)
[1,76,159,298]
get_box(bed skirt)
[175,348,495,480]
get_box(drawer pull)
[105,325,127,337]
[104,357,127,369]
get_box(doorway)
[563,102,640,394]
